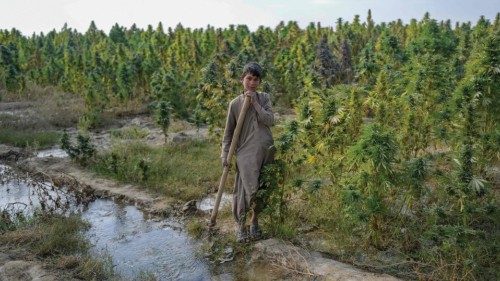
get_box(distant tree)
[356,41,378,85]
[116,61,132,101]
[0,44,24,92]
[312,35,340,88]
[155,100,172,143]
[339,39,353,83]
[150,67,187,118]
[109,23,127,45]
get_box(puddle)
[0,164,211,279]
[36,148,68,158]
[0,164,289,280]
[0,163,293,280]
[197,193,232,212]
[83,199,211,280]
[0,164,82,216]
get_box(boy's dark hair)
[241,62,263,80]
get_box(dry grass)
[55,255,81,269]
[0,112,52,131]
[75,254,117,281]
[0,129,61,148]
[0,85,84,148]
[105,97,149,117]
[35,91,84,128]
[169,119,196,133]
[0,223,45,245]
[186,218,205,239]
[0,214,90,256]
[110,125,149,140]
[266,246,315,277]
[0,213,117,280]
[1,83,54,102]
[91,140,224,201]
[2,83,84,129]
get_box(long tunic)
[221,92,274,223]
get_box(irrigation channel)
[0,148,271,281]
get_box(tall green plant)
[155,100,172,143]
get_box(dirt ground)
[0,246,78,281]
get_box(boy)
[221,62,274,242]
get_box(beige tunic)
[221,92,274,223]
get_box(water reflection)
[0,164,283,281]
[36,148,68,158]
[197,193,232,212]
[82,199,211,280]
[0,164,212,280]
[0,164,81,216]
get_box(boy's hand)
[245,91,262,111]
[221,157,229,168]
[244,91,257,102]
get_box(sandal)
[249,224,262,241]
[236,227,248,243]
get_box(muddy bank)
[253,239,400,281]
[0,255,75,281]
[19,156,178,217]
[1,160,295,280]
[0,163,208,280]
[0,242,79,281]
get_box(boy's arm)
[221,101,236,161]
[254,93,274,127]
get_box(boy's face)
[242,73,260,92]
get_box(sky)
[0,0,498,35]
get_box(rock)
[223,246,233,255]
[172,132,190,143]
[182,200,198,214]
[253,239,401,281]
[219,246,234,264]
[0,260,59,281]
[130,117,143,126]
[0,253,10,265]
[0,149,25,161]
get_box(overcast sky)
[1,0,498,35]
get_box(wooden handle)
[209,95,251,227]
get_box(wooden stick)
[209,95,251,227]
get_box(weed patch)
[91,140,222,201]
[0,128,60,148]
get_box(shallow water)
[0,164,285,280]
[0,164,81,216]
[83,199,211,280]
[36,148,68,158]
[197,193,232,212]
[0,164,212,280]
